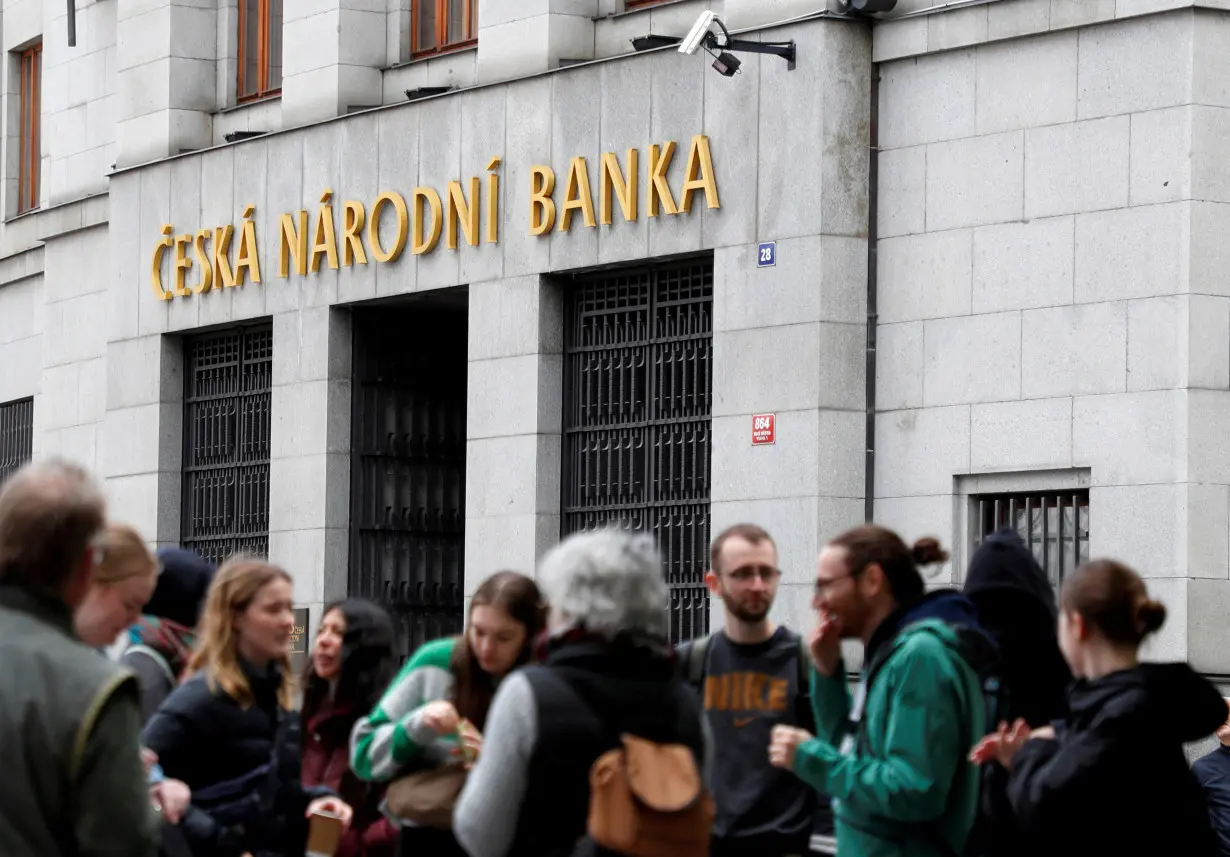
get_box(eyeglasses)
[813,570,861,598]
[725,566,782,584]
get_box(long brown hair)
[829,524,949,606]
[1060,559,1167,647]
[450,571,546,730]
[186,558,296,710]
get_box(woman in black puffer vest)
[143,559,353,857]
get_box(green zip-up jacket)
[791,619,986,857]
[351,636,462,782]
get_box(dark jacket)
[0,584,160,857]
[1195,744,1230,857]
[962,529,1072,857]
[301,701,396,857]
[1008,663,1224,857]
[142,662,332,857]
[963,528,1072,728]
[511,636,708,857]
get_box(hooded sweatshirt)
[962,528,1072,729]
[792,591,996,857]
[1007,663,1224,857]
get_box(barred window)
[0,397,33,486]
[973,490,1090,588]
[561,260,714,644]
[182,326,272,567]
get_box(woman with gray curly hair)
[453,528,713,857]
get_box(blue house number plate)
[758,242,776,268]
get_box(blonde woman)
[74,522,159,650]
[143,558,353,857]
[72,522,193,827]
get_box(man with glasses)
[678,523,826,857]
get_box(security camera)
[678,11,718,56]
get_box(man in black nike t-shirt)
[678,523,830,857]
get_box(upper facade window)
[18,43,41,215]
[414,0,478,58]
[239,0,283,102]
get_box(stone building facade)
[0,0,1227,669]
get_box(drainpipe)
[864,64,880,524]
[67,0,77,47]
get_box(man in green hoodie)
[768,525,993,857]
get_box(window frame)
[411,0,479,60]
[969,489,1091,589]
[18,43,41,215]
[237,0,282,103]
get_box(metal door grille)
[350,309,467,661]
[974,490,1090,588]
[182,325,273,566]
[562,259,713,643]
[0,398,33,486]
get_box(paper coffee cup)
[306,810,344,857]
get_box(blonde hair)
[186,557,295,710]
[94,522,158,587]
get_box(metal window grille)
[182,326,273,567]
[0,398,33,487]
[974,490,1090,588]
[562,259,714,644]
[349,309,467,661]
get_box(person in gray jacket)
[0,459,159,857]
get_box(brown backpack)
[586,733,715,857]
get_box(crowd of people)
[3,457,1230,857]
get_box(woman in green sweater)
[350,571,545,857]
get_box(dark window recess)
[974,490,1090,588]
[562,260,714,644]
[0,397,34,486]
[350,308,467,661]
[182,326,273,567]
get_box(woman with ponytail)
[971,559,1225,857]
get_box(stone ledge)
[0,245,45,288]
[874,0,1228,63]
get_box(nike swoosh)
[733,716,755,727]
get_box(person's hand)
[151,778,191,824]
[306,796,354,830]
[420,701,461,735]
[1031,725,1056,741]
[456,719,482,768]
[768,725,813,771]
[140,748,158,776]
[969,719,1032,768]
[809,611,843,677]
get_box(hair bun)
[1136,599,1167,635]
[911,537,950,567]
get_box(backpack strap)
[680,634,712,691]
[794,634,815,732]
[124,644,176,687]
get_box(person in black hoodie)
[971,558,1225,857]
[962,528,1072,857]
[452,529,713,857]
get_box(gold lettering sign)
[148,135,719,300]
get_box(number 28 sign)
[751,413,776,445]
